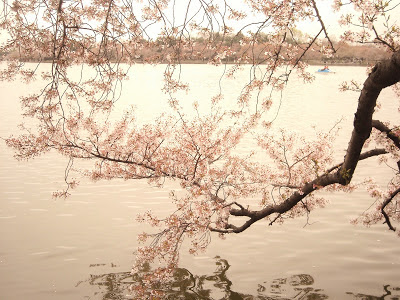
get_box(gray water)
[0,64,399,299]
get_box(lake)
[0,63,399,299]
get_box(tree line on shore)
[0,30,390,65]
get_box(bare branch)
[310,0,336,52]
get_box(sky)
[152,0,360,40]
[0,0,398,44]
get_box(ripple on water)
[30,251,50,256]
[0,215,17,219]
[56,246,77,250]
[63,258,78,261]
[127,205,141,209]
[67,200,93,205]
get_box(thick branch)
[219,173,339,233]
[212,50,400,234]
[339,50,400,185]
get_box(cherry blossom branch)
[268,213,282,226]
[325,148,388,174]
[292,27,323,67]
[372,25,396,52]
[372,119,400,149]
[381,187,400,231]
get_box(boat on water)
[317,67,335,73]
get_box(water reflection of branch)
[76,268,135,300]
[77,258,400,300]
[346,284,400,300]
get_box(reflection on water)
[77,257,400,299]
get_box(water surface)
[0,64,399,299]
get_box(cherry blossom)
[1,0,399,297]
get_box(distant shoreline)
[0,58,379,67]
[136,59,380,67]
[303,60,379,67]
